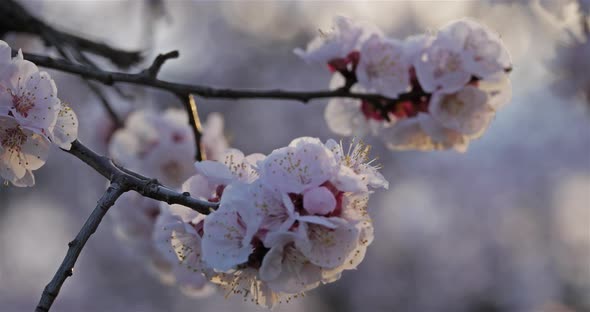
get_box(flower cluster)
[108,109,228,297]
[0,40,78,186]
[296,17,512,152]
[155,137,388,307]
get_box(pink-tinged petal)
[363,165,389,190]
[219,148,259,183]
[182,174,216,202]
[266,245,322,294]
[20,131,50,170]
[1,145,26,178]
[429,86,493,136]
[332,165,367,193]
[417,113,469,152]
[442,19,511,77]
[380,118,438,151]
[153,209,206,272]
[194,160,234,185]
[10,169,34,187]
[49,104,78,150]
[261,137,337,194]
[245,153,265,170]
[8,58,38,88]
[357,34,411,98]
[202,183,260,271]
[251,182,290,232]
[295,220,360,268]
[294,16,363,64]
[202,208,251,271]
[259,244,284,281]
[249,181,294,231]
[153,212,189,264]
[414,34,471,93]
[303,186,337,215]
[328,196,374,273]
[208,268,281,308]
[259,231,323,293]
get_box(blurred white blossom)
[311,19,512,152]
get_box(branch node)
[143,50,179,78]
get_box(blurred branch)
[36,182,125,312]
[0,0,142,68]
[21,51,402,104]
[85,81,123,128]
[177,94,206,161]
[35,140,218,311]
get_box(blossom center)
[11,90,36,118]
[1,126,27,152]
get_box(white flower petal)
[49,103,78,150]
[295,221,360,269]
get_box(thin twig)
[35,182,126,312]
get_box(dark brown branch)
[35,183,126,312]
[35,140,218,311]
[19,52,398,104]
[143,50,179,78]
[0,0,142,68]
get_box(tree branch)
[35,140,218,311]
[36,182,126,312]
[20,51,399,104]
[0,0,142,68]
[66,140,218,214]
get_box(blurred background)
[0,1,588,311]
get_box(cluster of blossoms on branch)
[154,137,388,307]
[0,40,78,186]
[109,109,227,296]
[296,17,512,152]
[0,12,517,310]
